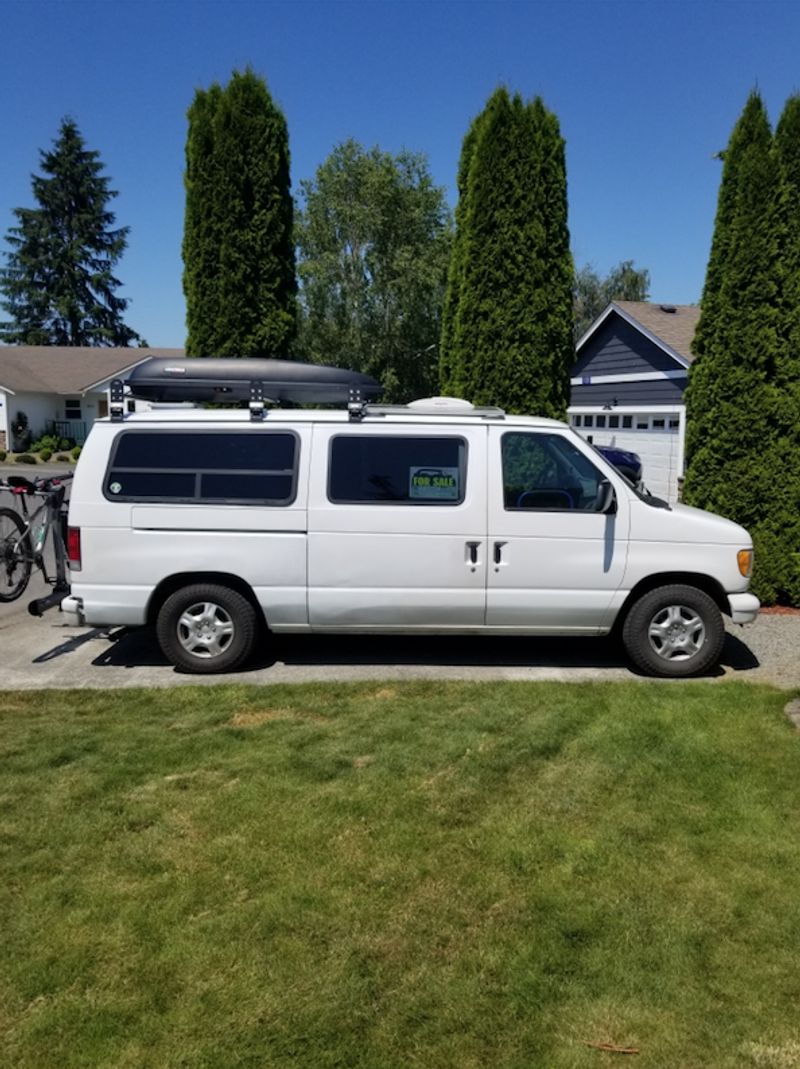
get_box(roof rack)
[110,359,503,424]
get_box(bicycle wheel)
[0,507,32,602]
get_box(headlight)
[737,549,753,578]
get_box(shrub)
[15,453,37,464]
[56,454,71,463]
[30,433,61,453]
[39,448,53,461]
[0,450,6,462]
[71,446,82,461]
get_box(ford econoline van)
[60,358,759,678]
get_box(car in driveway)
[595,444,643,488]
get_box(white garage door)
[569,410,684,504]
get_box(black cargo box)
[125,357,382,405]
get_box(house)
[0,346,184,450]
[569,301,700,503]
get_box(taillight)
[67,527,82,570]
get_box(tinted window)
[329,436,466,504]
[105,431,298,504]
[502,432,606,511]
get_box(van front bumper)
[60,594,86,626]
[728,592,760,624]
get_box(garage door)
[570,410,683,503]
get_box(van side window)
[502,432,605,511]
[104,431,298,504]
[329,435,466,504]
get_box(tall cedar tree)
[0,119,141,346]
[439,89,573,417]
[296,140,451,401]
[183,69,296,357]
[773,96,800,603]
[683,92,796,602]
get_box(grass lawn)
[2,681,800,1068]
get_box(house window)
[636,418,649,430]
[669,418,680,429]
[609,415,620,428]
[65,399,82,420]
[583,415,594,428]
[652,418,665,429]
[572,415,582,427]
[622,416,633,429]
[596,415,606,428]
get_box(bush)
[39,448,52,461]
[15,453,37,464]
[30,434,61,453]
[71,446,82,461]
[0,450,6,462]
[56,454,71,463]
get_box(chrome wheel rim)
[177,601,235,659]
[648,604,705,662]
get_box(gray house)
[0,346,184,450]
[569,301,700,503]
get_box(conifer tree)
[0,118,142,346]
[683,92,797,602]
[439,89,573,418]
[183,69,296,357]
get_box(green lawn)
[2,681,800,1068]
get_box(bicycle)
[0,472,73,609]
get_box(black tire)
[156,583,259,674]
[0,507,32,602]
[621,584,725,678]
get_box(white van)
[60,358,759,678]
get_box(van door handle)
[493,541,507,566]
[466,541,481,569]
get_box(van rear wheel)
[622,584,725,678]
[156,583,258,674]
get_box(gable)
[573,313,687,380]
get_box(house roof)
[0,346,184,395]
[577,301,700,365]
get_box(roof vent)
[659,304,677,314]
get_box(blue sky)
[1,0,799,348]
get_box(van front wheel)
[156,583,258,674]
[622,584,725,678]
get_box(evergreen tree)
[0,118,142,346]
[439,89,573,418]
[183,68,296,357]
[296,140,451,401]
[683,92,796,603]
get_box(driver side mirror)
[595,479,616,514]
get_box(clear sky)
[1,0,799,348]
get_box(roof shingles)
[0,347,184,395]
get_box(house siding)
[570,377,687,407]
[573,315,686,379]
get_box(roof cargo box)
[125,357,382,405]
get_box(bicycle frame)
[1,475,72,613]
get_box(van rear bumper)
[728,592,760,624]
[60,595,86,626]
